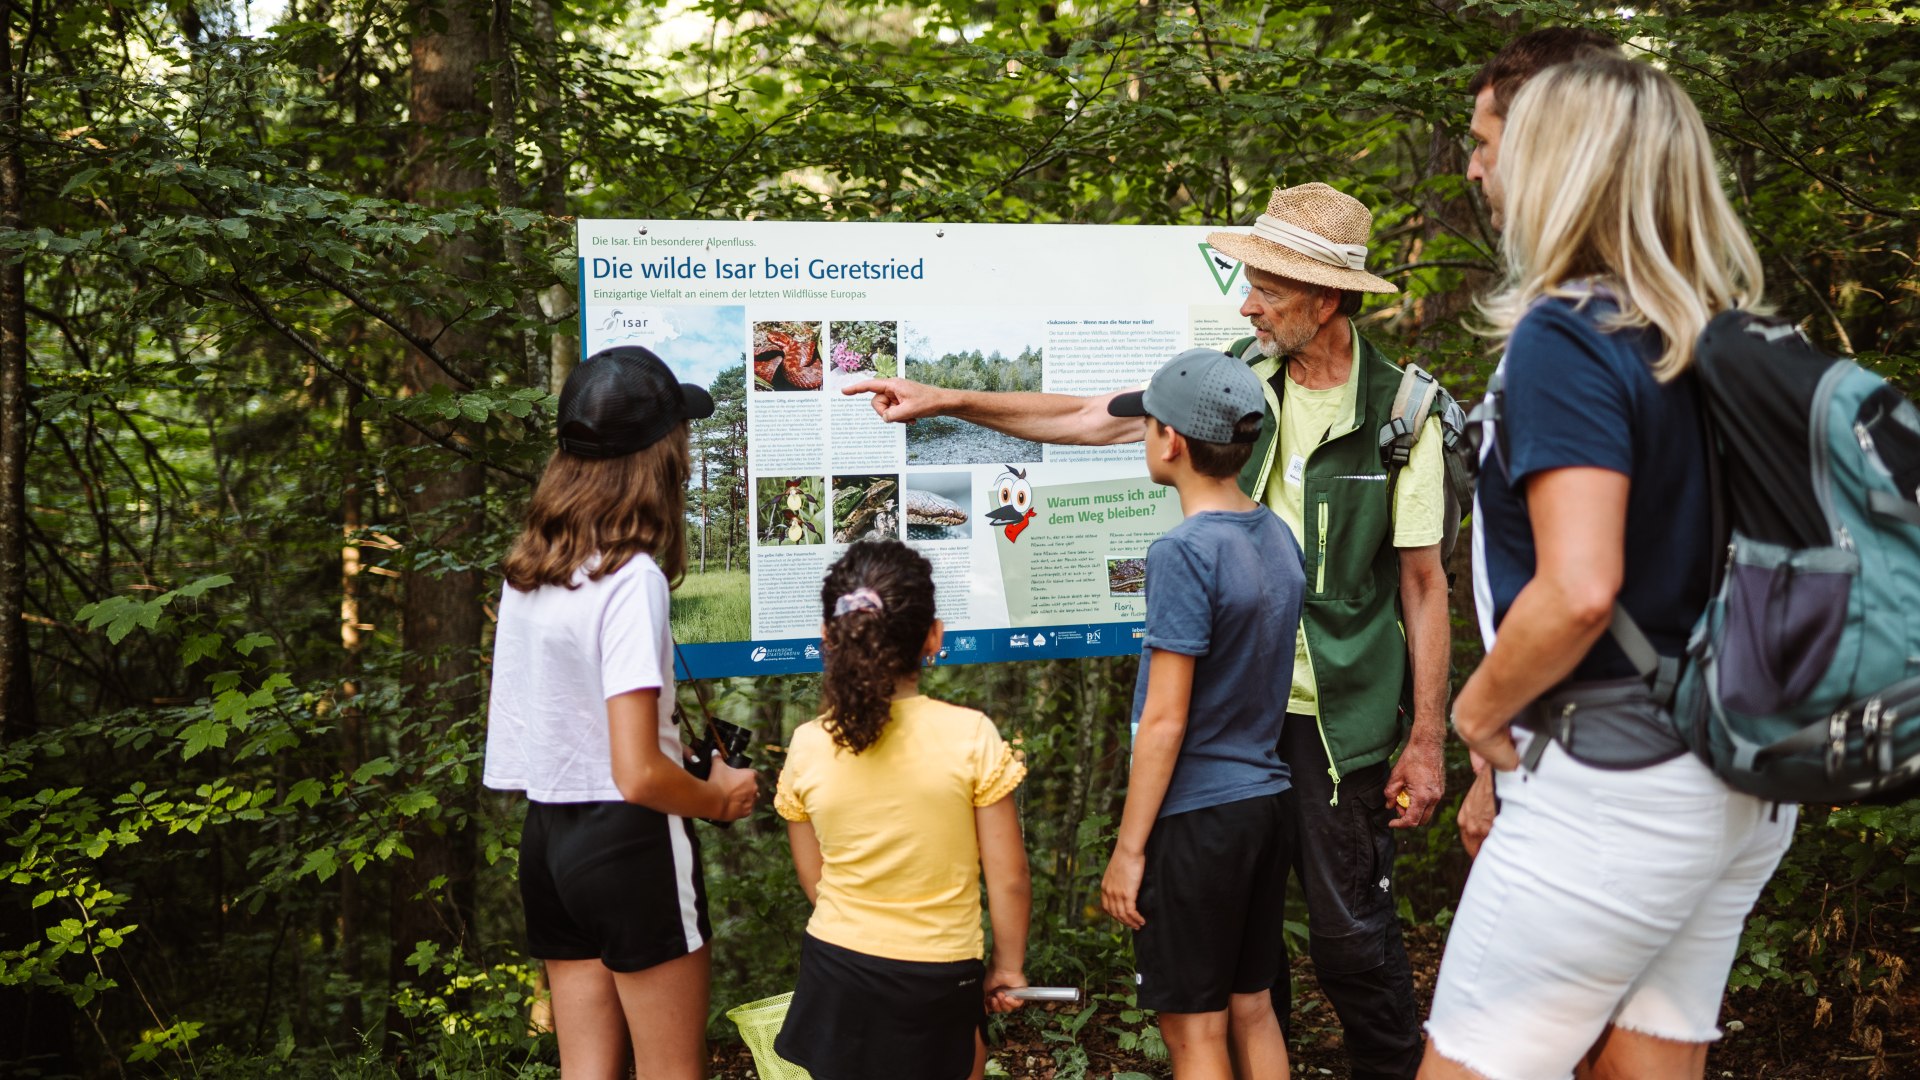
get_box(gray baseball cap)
[1108,347,1264,444]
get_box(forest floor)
[708,922,1920,1079]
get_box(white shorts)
[1425,731,1795,1080]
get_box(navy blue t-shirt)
[1129,507,1301,817]
[1476,297,1714,681]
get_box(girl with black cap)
[483,347,758,1080]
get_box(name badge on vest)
[1285,454,1306,486]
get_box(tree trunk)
[486,0,548,394]
[541,283,578,392]
[0,2,34,741]
[388,0,489,1050]
[338,374,367,1038]
[528,0,576,392]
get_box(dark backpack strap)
[1698,371,1731,583]
[1607,604,1682,706]
[1465,367,1509,483]
[1475,365,1683,704]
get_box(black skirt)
[773,934,987,1080]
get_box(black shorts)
[774,934,986,1080]
[518,800,710,972]
[1133,791,1292,1014]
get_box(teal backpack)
[1657,311,1920,804]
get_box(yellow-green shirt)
[773,695,1027,963]
[1262,353,1444,716]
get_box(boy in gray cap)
[1099,349,1305,1079]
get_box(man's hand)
[1458,768,1497,858]
[841,377,948,423]
[1384,735,1446,828]
[1100,845,1147,930]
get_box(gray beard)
[1256,336,1284,359]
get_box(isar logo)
[594,309,654,334]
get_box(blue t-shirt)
[1477,297,1714,681]
[1129,506,1301,817]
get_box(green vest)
[1231,330,1411,780]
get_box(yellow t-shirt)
[773,695,1027,963]
[1261,360,1444,716]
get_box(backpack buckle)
[1378,417,1417,469]
[1864,699,1896,773]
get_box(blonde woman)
[1422,57,1794,1080]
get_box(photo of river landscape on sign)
[903,316,1045,465]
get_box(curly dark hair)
[818,540,937,754]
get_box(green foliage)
[6,0,1918,1075]
[671,570,754,645]
[908,346,1045,395]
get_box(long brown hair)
[502,426,690,591]
[818,541,936,754]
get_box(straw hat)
[1206,182,1398,295]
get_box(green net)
[725,992,813,1080]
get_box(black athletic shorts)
[518,800,710,972]
[1133,791,1292,1014]
[774,934,986,1080]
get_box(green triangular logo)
[1200,243,1241,295]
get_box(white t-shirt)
[483,553,679,803]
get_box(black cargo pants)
[1271,713,1422,1080]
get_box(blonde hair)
[502,426,690,591]
[1481,56,1766,381]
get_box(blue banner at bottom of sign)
[672,620,1148,681]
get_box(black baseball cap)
[557,347,715,458]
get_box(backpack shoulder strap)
[1228,336,1263,364]
[1381,363,1441,518]
[1380,363,1440,471]
[1608,604,1682,705]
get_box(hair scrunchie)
[832,586,885,618]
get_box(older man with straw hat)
[845,183,1449,1079]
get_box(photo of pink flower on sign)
[830,339,865,374]
[825,320,897,388]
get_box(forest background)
[2,1,1917,1077]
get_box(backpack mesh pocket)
[1717,538,1858,717]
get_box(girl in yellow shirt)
[774,540,1033,1080]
